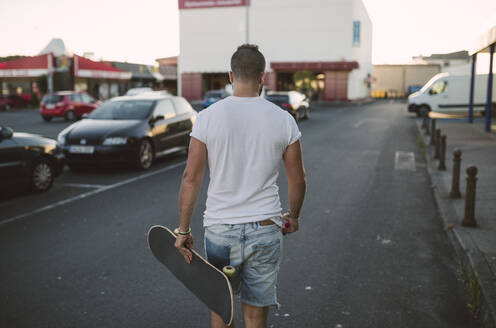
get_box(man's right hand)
[174,233,194,264]
[281,213,299,235]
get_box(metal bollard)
[438,135,447,170]
[434,129,441,159]
[430,119,436,145]
[425,115,430,135]
[449,149,462,198]
[462,166,478,227]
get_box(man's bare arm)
[282,140,306,233]
[175,137,207,263]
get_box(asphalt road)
[0,102,480,327]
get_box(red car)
[0,94,30,111]
[40,91,99,122]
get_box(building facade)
[412,51,470,75]
[156,56,178,94]
[178,0,372,101]
[372,64,441,97]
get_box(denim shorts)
[204,221,283,308]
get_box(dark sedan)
[57,93,196,170]
[0,126,64,192]
[265,91,310,122]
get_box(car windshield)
[420,75,444,93]
[89,100,155,120]
[266,94,289,102]
[206,92,222,98]
[42,94,63,104]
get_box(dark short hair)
[230,44,266,82]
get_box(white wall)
[348,0,373,99]
[249,0,353,64]
[179,6,246,74]
[179,0,373,99]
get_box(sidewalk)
[416,117,496,327]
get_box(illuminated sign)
[179,0,248,9]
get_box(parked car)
[40,91,98,122]
[125,87,153,96]
[57,93,197,170]
[265,91,310,121]
[0,125,64,192]
[202,90,229,108]
[408,73,496,116]
[0,94,30,111]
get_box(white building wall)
[249,0,353,63]
[179,6,246,74]
[348,0,373,99]
[179,0,373,99]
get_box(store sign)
[75,69,132,80]
[179,0,248,9]
[0,69,48,77]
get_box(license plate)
[46,104,55,109]
[69,145,94,154]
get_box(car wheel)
[31,158,54,192]
[64,110,76,122]
[136,139,153,170]
[294,110,300,122]
[42,115,52,122]
[304,107,310,120]
[419,105,430,117]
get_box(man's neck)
[232,82,259,97]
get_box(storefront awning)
[74,55,131,80]
[0,54,52,77]
[271,61,359,71]
[471,24,496,55]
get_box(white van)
[407,73,496,116]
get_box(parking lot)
[0,108,190,224]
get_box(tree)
[293,70,317,99]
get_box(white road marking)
[0,161,186,227]
[394,151,416,171]
[353,120,364,128]
[62,183,107,189]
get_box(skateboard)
[147,225,234,325]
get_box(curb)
[415,120,496,327]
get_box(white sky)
[0,0,495,66]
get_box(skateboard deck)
[147,225,233,325]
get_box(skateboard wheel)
[223,266,236,277]
[173,228,180,236]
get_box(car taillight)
[281,103,292,109]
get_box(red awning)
[74,55,131,80]
[0,54,52,77]
[271,61,359,71]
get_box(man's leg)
[210,311,234,328]
[242,303,268,328]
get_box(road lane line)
[353,120,365,128]
[394,151,416,171]
[61,183,108,189]
[0,161,186,227]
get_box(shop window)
[353,21,360,47]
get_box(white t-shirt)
[191,95,301,227]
